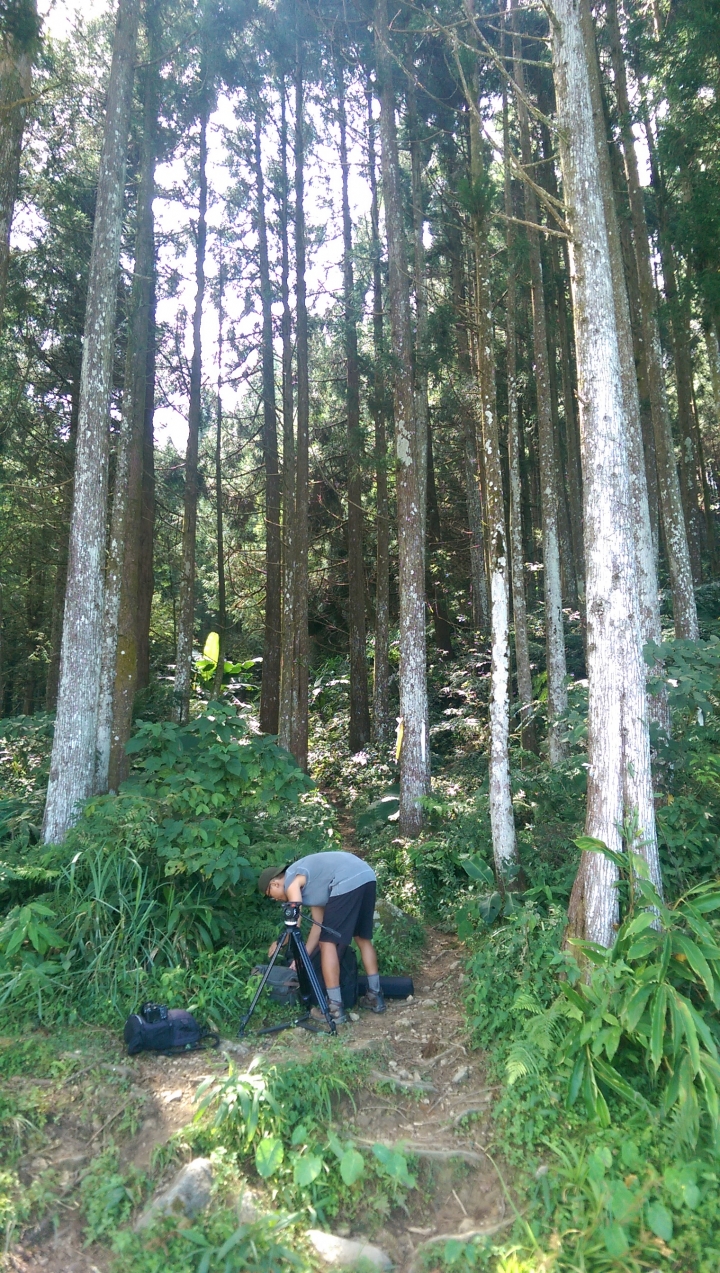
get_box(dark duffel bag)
[296,946,359,1009]
[358,974,414,999]
[250,965,300,1006]
[124,1005,220,1056]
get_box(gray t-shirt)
[284,851,375,907]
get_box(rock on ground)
[134,1157,213,1230]
[306,1229,392,1270]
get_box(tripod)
[238,903,338,1037]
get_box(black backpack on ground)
[296,947,359,1010]
[123,1004,220,1056]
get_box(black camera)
[282,902,300,925]
[141,1002,168,1023]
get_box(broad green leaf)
[610,1180,636,1223]
[620,1140,641,1171]
[622,984,654,1032]
[461,857,495,886]
[623,910,657,938]
[673,933,715,997]
[568,1052,585,1107]
[203,632,220,666]
[601,1223,629,1257]
[340,1147,364,1186]
[293,1154,323,1187]
[674,992,701,1073]
[291,1123,308,1146]
[255,1136,284,1178]
[651,985,668,1070]
[646,1201,673,1241]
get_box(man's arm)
[304,905,325,955]
[285,873,306,905]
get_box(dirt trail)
[6,807,505,1273]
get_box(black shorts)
[319,880,376,956]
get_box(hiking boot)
[359,989,386,1014]
[310,1001,347,1026]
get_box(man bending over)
[258,850,385,1024]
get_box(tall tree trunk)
[42,0,140,843]
[213,261,226,702]
[173,105,208,725]
[461,42,518,882]
[45,384,80,710]
[426,422,454,657]
[511,11,567,765]
[0,0,38,324]
[290,43,309,770]
[450,227,488,635]
[98,26,158,790]
[136,292,156,693]
[548,0,658,946]
[338,63,371,751]
[278,77,296,753]
[606,0,698,639]
[503,89,534,749]
[255,114,282,733]
[375,0,430,835]
[367,86,391,744]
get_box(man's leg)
[354,936,378,976]
[319,940,341,992]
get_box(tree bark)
[45,385,80,710]
[426,421,454,657]
[43,0,140,843]
[503,89,534,750]
[463,50,518,883]
[136,293,156,693]
[606,0,698,639]
[98,26,158,791]
[511,11,567,765]
[367,86,391,745]
[375,0,430,835]
[173,105,208,725]
[548,0,659,945]
[450,227,488,635]
[289,43,309,770]
[338,62,371,751]
[278,77,296,753]
[0,0,38,324]
[255,114,282,734]
[213,261,226,702]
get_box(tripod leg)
[238,928,291,1036]
[291,929,336,1035]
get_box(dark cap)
[258,864,288,895]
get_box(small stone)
[349,1012,360,1022]
[134,1157,213,1230]
[306,1230,392,1270]
[413,1071,421,1083]
[388,1060,398,1071]
[451,1065,470,1085]
[458,1217,477,1233]
[406,995,414,1002]
[30,1158,49,1173]
[420,999,437,1008]
[237,1187,261,1224]
[162,1089,183,1104]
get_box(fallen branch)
[368,1070,436,1093]
[89,1096,135,1142]
[407,1215,516,1272]
[354,1137,488,1166]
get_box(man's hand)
[268,940,279,957]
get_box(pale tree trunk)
[375,0,430,834]
[643,109,704,583]
[607,0,698,639]
[213,262,226,702]
[367,87,391,745]
[0,0,37,324]
[549,0,659,945]
[449,228,488,635]
[290,44,309,770]
[97,27,158,791]
[464,60,517,883]
[511,11,567,765]
[503,89,533,749]
[174,105,208,725]
[255,114,282,733]
[338,63,371,752]
[136,294,156,694]
[46,386,80,709]
[278,78,296,753]
[43,0,140,843]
